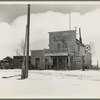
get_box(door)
[35,58,40,68]
[53,58,57,69]
[58,58,65,69]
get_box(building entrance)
[52,58,57,69]
[58,58,65,69]
[52,57,68,69]
[35,58,40,68]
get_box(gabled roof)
[2,56,13,62]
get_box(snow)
[0,69,100,98]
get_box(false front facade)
[31,30,92,70]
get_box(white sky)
[0,2,100,66]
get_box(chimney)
[79,28,82,43]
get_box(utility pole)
[69,12,71,30]
[26,4,30,78]
[21,4,30,79]
[97,60,99,70]
[21,25,27,79]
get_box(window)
[58,43,62,52]
[45,59,47,63]
[58,43,61,48]
[70,56,73,64]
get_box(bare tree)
[15,49,21,56]
[89,42,95,57]
[15,40,25,56]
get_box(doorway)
[52,57,68,69]
[58,58,66,69]
[35,58,40,68]
[53,58,57,69]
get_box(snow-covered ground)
[0,69,100,98]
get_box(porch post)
[57,58,59,69]
[68,56,71,70]
[51,57,53,69]
[65,57,67,70]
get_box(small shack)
[0,56,13,69]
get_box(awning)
[44,52,70,57]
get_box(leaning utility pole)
[21,25,27,79]
[26,4,30,78]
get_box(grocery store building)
[31,29,92,70]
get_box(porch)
[44,52,74,70]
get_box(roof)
[1,56,13,62]
[48,30,76,34]
[13,56,31,59]
[31,49,44,52]
[44,52,74,57]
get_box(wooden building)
[0,56,13,69]
[13,56,31,69]
[31,30,92,70]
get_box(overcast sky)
[1,4,100,23]
[0,2,100,65]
